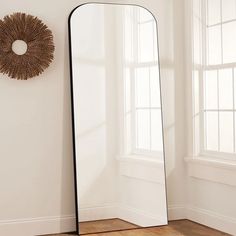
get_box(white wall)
[0,0,186,235]
[187,175,236,235]
[163,0,187,219]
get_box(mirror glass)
[69,3,168,235]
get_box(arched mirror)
[69,3,168,235]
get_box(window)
[192,0,236,159]
[122,7,163,158]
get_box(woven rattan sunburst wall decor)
[0,12,55,80]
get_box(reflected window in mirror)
[121,7,163,159]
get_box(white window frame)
[122,7,163,159]
[191,0,236,161]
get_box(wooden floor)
[45,219,231,236]
[79,219,139,234]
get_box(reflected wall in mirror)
[69,3,168,235]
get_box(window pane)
[194,70,200,114]
[205,111,219,151]
[207,26,222,65]
[124,68,131,113]
[138,22,154,62]
[235,112,236,151]
[136,109,150,150]
[219,69,233,109]
[151,109,163,151]
[219,112,234,153]
[193,16,201,65]
[125,112,132,153]
[194,113,200,154]
[135,68,150,107]
[150,66,160,108]
[207,0,221,26]
[222,0,236,22]
[234,69,236,107]
[204,70,218,109]
[222,21,236,63]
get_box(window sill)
[185,156,236,187]
[117,155,164,167]
[185,156,236,170]
[117,155,165,184]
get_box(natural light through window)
[193,0,236,159]
[122,7,163,158]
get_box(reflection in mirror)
[69,3,167,235]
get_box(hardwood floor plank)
[43,220,231,236]
[79,219,139,235]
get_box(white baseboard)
[79,204,167,227]
[187,206,236,236]
[168,205,236,235]
[79,204,117,222]
[0,215,76,236]
[1,206,235,236]
[118,205,167,227]
[168,205,186,220]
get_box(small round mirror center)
[12,40,28,55]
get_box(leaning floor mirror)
[69,3,168,235]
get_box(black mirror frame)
[68,3,168,235]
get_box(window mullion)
[233,69,235,153]
[202,71,206,151]
[149,67,152,151]
[130,68,136,152]
[220,0,223,64]
[131,8,139,152]
[201,0,207,153]
[217,69,220,152]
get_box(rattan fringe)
[0,12,55,80]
